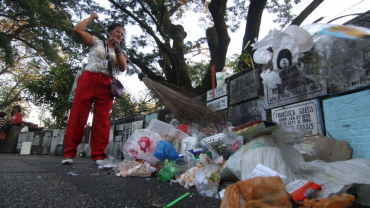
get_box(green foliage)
[42,117,59,130]
[186,59,209,87]
[23,59,80,128]
[110,95,136,121]
[229,0,301,29]
[225,53,251,73]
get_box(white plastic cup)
[216,72,226,87]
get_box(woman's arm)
[73,12,99,46]
[114,49,127,72]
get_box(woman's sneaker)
[61,158,73,165]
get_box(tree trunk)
[290,0,324,26]
[170,24,193,91]
[195,0,230,94]
[208,0,230,73]
[241,0,268,56]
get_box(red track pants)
[63,71,113,161]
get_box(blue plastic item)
[154,141,179,162]
[188,148,205,155]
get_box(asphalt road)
[1,154,369,208]
[0,154,221,208]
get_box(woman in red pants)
[61,12,127,165]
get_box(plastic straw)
[164,192,190,208]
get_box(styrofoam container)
[201,133,229,146]
[147,119,174,138]
[146,119,190,143]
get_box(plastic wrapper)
[169,118,180,128]
[97,155,118,170]
[270,124,306,144]
[116,160,160,177]
[297,193,355,208]
[176,166,199,189]
[194,164,221,199]
[176,153,216,189]
[215,156,225,167]
[232,120,276,139]
[293,142,319,161]
[123,129,162,165]
[153,141,179,162]
[260,69,282,88]
[220,176,292,208]
[285,180,322,202]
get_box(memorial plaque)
[194,93,207,105]
[42,134,52,146]
[228,98,268,127]
[116,124,124,131]
[207,96,228,112]
[323,89,370,159]
[272,99,323,136]
[230,69,263,104]
[125,122,132,129]
[114,135,123,142]
[52,129,59,136]
[109,126,114,141]
[264,66,327,109]
[132,120,143,131]
[328,68,370,94]
[207,85,228,101]
[41,146,50,154]
[145,112,158,128]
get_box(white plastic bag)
[20,126,29,133]
[194,164,221,199]
[123,129,162,165]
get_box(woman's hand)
[109,37,121,52]
[89,12,99,21]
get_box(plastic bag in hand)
[123,129,162,165]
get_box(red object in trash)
[285,180,322,202]
[176,124,188,134]
[211,65,215,99]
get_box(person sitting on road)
[0,111,7,135]
[0,106,23,139]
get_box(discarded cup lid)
[188,148,205,155]
[283,25,313,52]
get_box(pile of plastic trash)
[104,23,370,207]
[106,117,370,207]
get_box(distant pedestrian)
[0,111,7,135]
[61,12,127,165]
[0,106,23,139]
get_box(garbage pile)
[106,118,370,207]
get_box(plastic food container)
[174,158,190,179]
